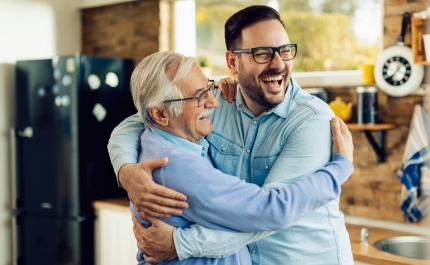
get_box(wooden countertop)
[93,198,429,264]
[346,223,429,265]
[93,197,130,213]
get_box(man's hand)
[216,77,238,103]
[331,116,354,163]
[132,215,177,263]
[119,158,189,218]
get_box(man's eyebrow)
[193,87,204,96]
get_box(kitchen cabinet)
[93,199,137,265]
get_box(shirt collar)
[234,77,300,119]
[150,127,209,157]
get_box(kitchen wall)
[332,0,430,227]
[0,1,81,264]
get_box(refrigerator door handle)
[10,128,18,265]
[17,126,33,138]
[11,216,17,265]
[10,128,17,210]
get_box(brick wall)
[81,0,162,63]
[333,0,430,227]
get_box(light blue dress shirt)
[108,78,353,265]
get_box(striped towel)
[396,105,430,222]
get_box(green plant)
[198,56,211,68]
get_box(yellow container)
[360,64,375,84]
[329,97,353,122]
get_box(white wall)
[0,1,80,264]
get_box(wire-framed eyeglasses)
[232,44,297,64]
[163,80,216,107]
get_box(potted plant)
[198,55,212,77]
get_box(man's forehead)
[240,19,289,47]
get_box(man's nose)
[269,51,285,71]
[204,90,219,108]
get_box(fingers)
[330,116,354,163]
[338,116,351,139]
[330,116,341,139]
[138,201,185,219]
[227,78,237,102]
[139,157,169,171]
[216,77,237,103]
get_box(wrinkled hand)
[331,116,354,163]
[119,158,188,218]
[132,215,177,263]
[216,77,238,103]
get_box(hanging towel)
[397,105,430,222]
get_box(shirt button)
[222,255,226,258]
[265,165,269,169]
[239,104,243,108]
[253,120,257,124]
[221,147,226,151]
[246,149,251,153]
[252,250,256,254]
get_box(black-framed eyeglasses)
[232,44,297,64]
[163,80,216,107]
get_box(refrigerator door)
[15,215,92,265]
[76,55,133,200]
[15,59,71,216]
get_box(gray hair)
[131,51,198,128]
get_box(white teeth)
[262,75,283,82]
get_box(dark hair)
[224,5,285,51]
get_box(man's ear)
[226,51,238,76]
[147,107,169,126]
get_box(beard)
[237,59,289,108]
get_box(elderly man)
[127,50,353,265]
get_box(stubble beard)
[237,60,288,108]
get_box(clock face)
[374,46,424,97]
[382,56,411,86]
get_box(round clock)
[374,48,424,97]
[374,12,424,97]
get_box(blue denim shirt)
[108,78,353,264]
[129,128,352,265]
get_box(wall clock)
[374,13,424,97]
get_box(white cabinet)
[94,199,138,265]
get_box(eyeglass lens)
[253,45,296,63]
[197,81,215,107]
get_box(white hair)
[131,51,198,128]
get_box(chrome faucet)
[361,228,369,245]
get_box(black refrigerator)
[11,54,135,265]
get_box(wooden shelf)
[346,123,396,163]
[346,123,395,131]
[412,17,430,64]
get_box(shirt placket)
[240,110,261,265]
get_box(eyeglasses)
[232,44,297,64]
[163,80,216,107]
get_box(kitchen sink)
[374,236,430,260]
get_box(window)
[194,0,383,86]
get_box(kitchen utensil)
[374,12,424,97]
